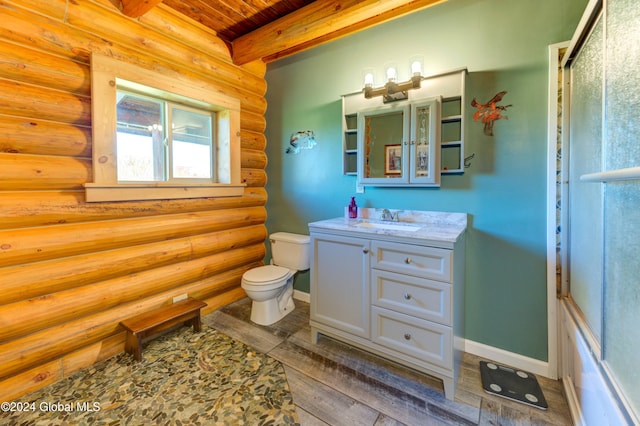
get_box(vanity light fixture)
[363,56,424,103]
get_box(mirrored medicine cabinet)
[342,68,466,187]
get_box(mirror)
[361,109,406,179]
[413,103,432,177]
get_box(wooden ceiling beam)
[231,0,447,65]
[121,0,165,18]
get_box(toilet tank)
[269,232,310,271]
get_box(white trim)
[562,0,603,68]
[563,370,586,426]
[293,289,310,303]
[546,41,570,380]
[464,339,550,378]
[563,294,602,359]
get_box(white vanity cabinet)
[310,233,370,339]
[309,214,466,401]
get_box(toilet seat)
[242,265,291,290]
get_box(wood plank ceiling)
[120,0,446,65]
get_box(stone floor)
[3,324,298,425]
[205,297,573,426]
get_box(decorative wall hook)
[464,153,475,168]
[471,91,512,136]
[286,130,316,154]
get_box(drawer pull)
[405,257,412,264]
[404,333,412,341]
[403,292,412,300]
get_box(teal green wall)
[264,0,586,361]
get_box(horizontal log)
[159,0,237,44]
[3,0,67,20]
[241,168,268,187]
[0,1,267,113]
[120,0,163,18]
[0,264,255,379]
[139,3,231,59]
[241,148,268,169]
[241,129,267,151]
[241,109,267,134]
[0,69,263,134]
[0,359,62,402]
[0,40,90,95]
[67,0,267,96]
[91,0,231,61]
[0,187,267,230]
[232,0,444,65]
[0,243,264,341]
[0,79,91,125]
[0,64,263,133]
[61,333,123,383]
[199,286,247,316]
[0,2,97,62]
[0,152,91,191]
[0,225,266,304]
[240,59,267,79]
[0,115,91,157]
[0,206,266,268]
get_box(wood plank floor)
[203,297,573,426]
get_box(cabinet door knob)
[405,257,412,264]
[404,293,412,300]
[404,333,412,340]
[363,249,369,254]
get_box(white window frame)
[86,53,244,202]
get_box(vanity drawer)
[371,270,451,325]
[371,307,452,370]
[371,241,452,282]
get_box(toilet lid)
[243,265,290,284]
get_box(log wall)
[0,0,268,400]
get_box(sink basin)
[353,221,422,232]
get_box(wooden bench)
[120,297,207,361]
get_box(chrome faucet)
[380,209,399,222]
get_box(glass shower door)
[567,14,604,343]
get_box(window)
[116,91,214,182]
[87,53,244,202]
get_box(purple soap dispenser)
[348,197,358,219]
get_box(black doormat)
[479,361,548,410]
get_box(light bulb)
[411,60,422,76]
[364,72,374,87]
[386,66,397,82]
[410,54,424,77]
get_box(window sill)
[85,183,246,202]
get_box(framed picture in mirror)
[385,144,402,175]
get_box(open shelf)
[440,97,463,174]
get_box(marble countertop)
[308,209,467,246]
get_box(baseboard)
[464,339,551,378]
[293,289,310,303]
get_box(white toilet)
[241,232,310,325]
